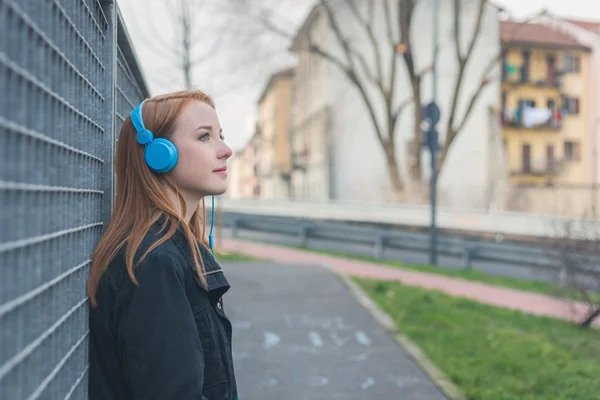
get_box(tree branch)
[439,4,550,170]
[391,97,413,137]
[464,0,486,63]
[382,0,398,99]
[444,0,486,154]
[346,0,384,84]
[453,76,493,135]
[256,11,296,39]
[453,0,462,63]
[317,0,386,147]
[351,47,381,86]
[398,0,418,80]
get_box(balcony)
[510,166,560,177]
[502,119,562,131]
[502,76,561,88]
[509,160,564,186]
[502,62,563,88]
[501,107,563,131]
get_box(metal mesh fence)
[0,1,148,398]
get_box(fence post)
[232,217,240,238]
[558,265,567,285]
[298,225,309,247]
[101,0,118,229]
[463,243,475,271]
[374,232,385,260]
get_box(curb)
[318,263,467,400]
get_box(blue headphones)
[130,101,216,256]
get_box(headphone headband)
[131,101,154,145]
[131,100,146,132]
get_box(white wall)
[312,0,501,207]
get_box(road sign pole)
[430,0,440,266]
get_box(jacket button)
[217,302,222,310]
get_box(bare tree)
[221,0,429,196]
[312,0,418,194]
[437,1,548,171]
[397,0,426,183]
[125,0,224,90]
[550,218,600,328]
[215,0,547,197]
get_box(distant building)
[288,0,502,208]
[500,18,599,216]
[256,67,295,199]
[231,67,294,199]
[500,20,591,185]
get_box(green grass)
[280,243,592,300]
[215,252,263,262]
[355,278,600,400]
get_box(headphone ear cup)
[144,138,178,173]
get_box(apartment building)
[537,16,600,216]
[501,21,591,185]
[256,67,295,199]
[231,67,294,199]
[499,19,600,215]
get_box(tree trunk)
[383,143,404,197]
[580,307,600,328]
[410,78,422,181]
[437,127,455,170]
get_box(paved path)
[222,238,599,328]
[223,262,449,400]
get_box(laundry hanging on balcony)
[504,62,519,76]
[502,106,563,128]
[522,107,552,128]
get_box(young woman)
[87,89,238,400]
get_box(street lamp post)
[398,0,441,265]
[429,0,440,265]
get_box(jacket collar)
[154,220,230,300]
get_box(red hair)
[88,89,215,308]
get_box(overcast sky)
[117,0,600,151]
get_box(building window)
[564,141,581,161]
[564,54,581,73]
[522,144,531,173]
[546,144,555,170]
[546,55,556,83]
[501,50,507,81]
[518,99,536,109]
[564,97,580,114]
[520,50,530,82]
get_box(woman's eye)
[199,133,209,141]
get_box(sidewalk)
[225,261,450,399]
[221,238,600,328]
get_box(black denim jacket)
[88,222,238,400]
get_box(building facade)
[536,16,600,216]
[501,20,591,185]
[289,0,502,208]
[289,11,330,201]
[256,67,295,199]
[500,19,598,216]
[231,67,295,199]
[231,128,261,198]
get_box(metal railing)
[216,198,600,240]
[0,1,149,399]
[215,211,600,285]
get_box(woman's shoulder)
[104,230,186,287]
